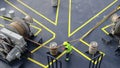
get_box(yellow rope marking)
[68,0,118,37]
[80,39,90,46]
[17,0,61,26]
[0,24,4,27]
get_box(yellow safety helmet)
[63,41,68,46]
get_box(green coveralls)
[63,42,72,61]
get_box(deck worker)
[111,14,120,36]
[63,41,72,61]
[110,14,120,55]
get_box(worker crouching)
[63,41,72,62]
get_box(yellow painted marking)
[55,0,60,25]
[0,24,4,27]
[27,57,46,68]
[46,51,66,67]
[17,0,61,25]
[0,16,12,21]
[80,39,90,46]
[30,25,42,36]
[68,0,118,37]
[5,0,56,53]
[72,46,91,61]
[68,0,72,37]
[34,30,41,36]
[101,23,114,35]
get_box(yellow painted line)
[30,25,41,30]
[0,24,4,27]
[101,23,114,35]
[30,25,42,36]
[68,0,118,37]
[55,0,60,25]
[27,57,46,68]
[17,0,54,25]
[80,39,90,46]
[5,0,27,15]
[18,0,61,26]
[34,29,41,36]
[46,51,66,67]
[72,46,91,61]
[5,0,56,53]
[0,16,12,21]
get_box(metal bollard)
[51,0,58,7]
[89,41,98,55]
[8,10,15,18]
[0,8,6,16]
[49,42,58,56]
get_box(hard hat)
[63,41,68,46]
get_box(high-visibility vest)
[64,43,72,53]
